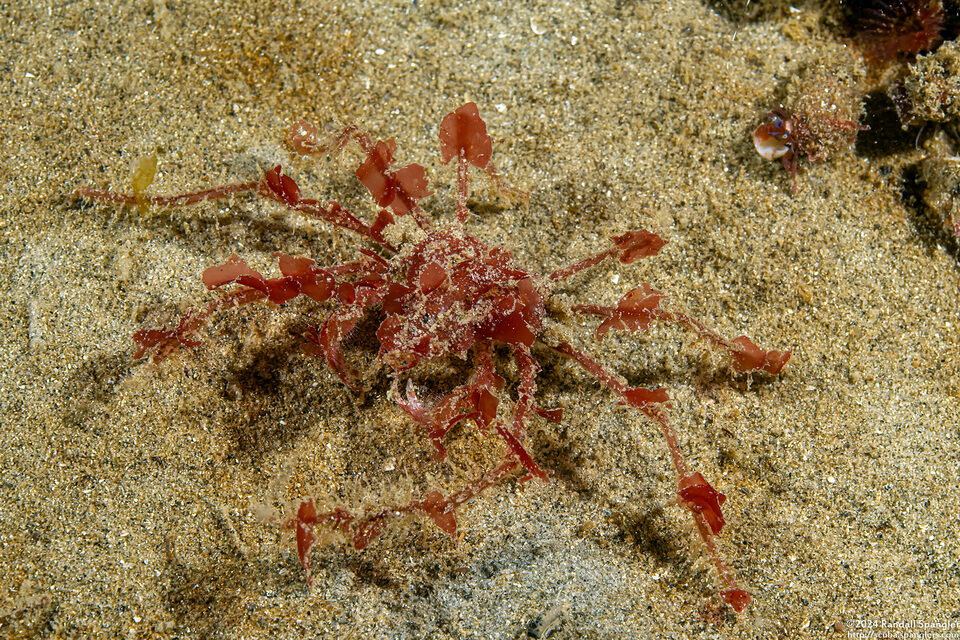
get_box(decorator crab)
[77,103,790,612]
[753,71,865,193]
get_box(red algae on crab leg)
[75,103,790,612]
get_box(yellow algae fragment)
[130,151,158,214]
[131,151,158,195]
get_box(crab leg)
[77,166,397,252]
[395,347,505,460]
[76,180,260,207]
[287,457,523,585]
[549,340,751,612]
[495,345,549,481]
[132,286,267,361]
[132,251,341,362]
[304,284,386,391]
[394,343,549,482]
[549,341,680,471]
[571,286,790,376]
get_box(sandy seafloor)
[2,0,960,638]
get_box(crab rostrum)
[77,103,790,612]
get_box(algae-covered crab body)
[77,102,790,612]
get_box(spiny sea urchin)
[848,0,944,63]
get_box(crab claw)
[753,111,793,161]
[753,122,790,161]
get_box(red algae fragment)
[612,229,668,263]
[294,499,318,585]
[590,284,665,340]
[730,335,791,375]
[202,253,335,305]
[201,254,265,289]
[678,472,728,535]
[355,139,432,216]
[439,102,493,168]
[287,119,321,155]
